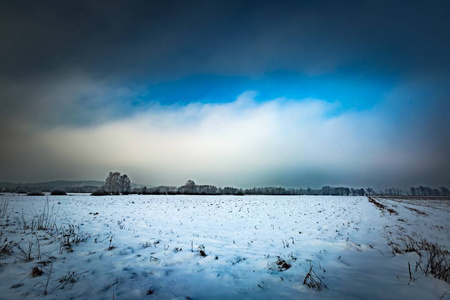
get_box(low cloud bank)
[1,91,446,189]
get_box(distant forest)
[0,180,104,194]
[134,180,449,197]
[2,172,448,197]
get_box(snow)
[0,195,449,299]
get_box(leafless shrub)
[58,224,90,254]
[18,210,29,231]
[0,197,10,219]
[36,262,86,296]
[33,261,53,295]
[386,233,450,283]
[55,270,82,290]
[0,233,14,258]
[33,197,54,231]
[13,236,41,262]
[303,264,327,291]
[0,198,12,229]
[17,198,58,232]
[389,235,417,255]
[416,240,450,283]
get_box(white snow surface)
[0,195,449,299]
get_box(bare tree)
[119,174,131,194]
[179,180,198,194]
[104,172,130,195]
[104,172,118,194]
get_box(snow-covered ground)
[0,195,449,299]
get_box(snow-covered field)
[0,195,449,299]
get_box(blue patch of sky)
[137,68,398,115]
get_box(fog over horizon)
[0,1,449,190]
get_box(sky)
[0,0,449,190]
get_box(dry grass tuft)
[303,264,327,291]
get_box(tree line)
[130,180,450,197]
[0,181,103,194]
[409,186,450,197]
[92,172,131,195]
[1,173,448,197]
[135,182,367,196]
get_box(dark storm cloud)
[1,0,449,80]
[2,0,448,118]
[0,0,234,80]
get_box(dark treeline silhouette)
[0,181,103,194]
[1,175,449,197]
[132,180,450,197]
[91,172,132,195]
[133,181,369,196]
[409,186,450,197]
[133,183,366,196]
